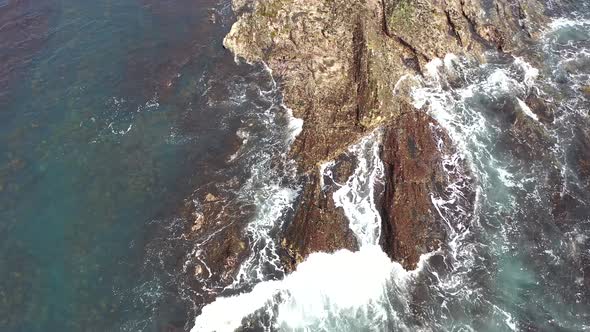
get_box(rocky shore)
[183,0,551,303]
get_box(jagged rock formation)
[221,0,546,269]
[379,106,448,269]
[281,155,359,271]
[176,177,253,306]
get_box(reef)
[221,0,545,269]
[184,0,549,299]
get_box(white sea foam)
[185,63,305,299]
[548,17,590,31]
[282,103,304,145]
[517,97,540,122]
[318,160,337,191]
[191,25,590,330]
[514,57,539,90]
[229,184,299,287]
[192,245,409,332]
[193,130,410,331]
[497,167,518,188]
[331,131,384,246]
[410,54,550,330]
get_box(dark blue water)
[0,0,252,330]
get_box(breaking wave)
[192,132,424,332]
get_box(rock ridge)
[196,0,547,278]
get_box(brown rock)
[281,155,359,271]
[496,98,556,163]
[224,0,546,176]
[224,0,410,172]
[204,193,217,202]
[380,105,453,270]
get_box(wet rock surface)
[181,187,251,289]
[379,106,450,269]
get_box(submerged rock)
[524,92,555,124]
[178,180,253,300]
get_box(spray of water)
[192,131,430,332]
[331,131,385,247]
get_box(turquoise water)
[0,0,243,330]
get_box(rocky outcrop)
[379,105,449,269]
[281,157,359,271]
[574,126,590,190]
[218,0,545,269]
[383,0,546,56]
[178,180,252,299]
